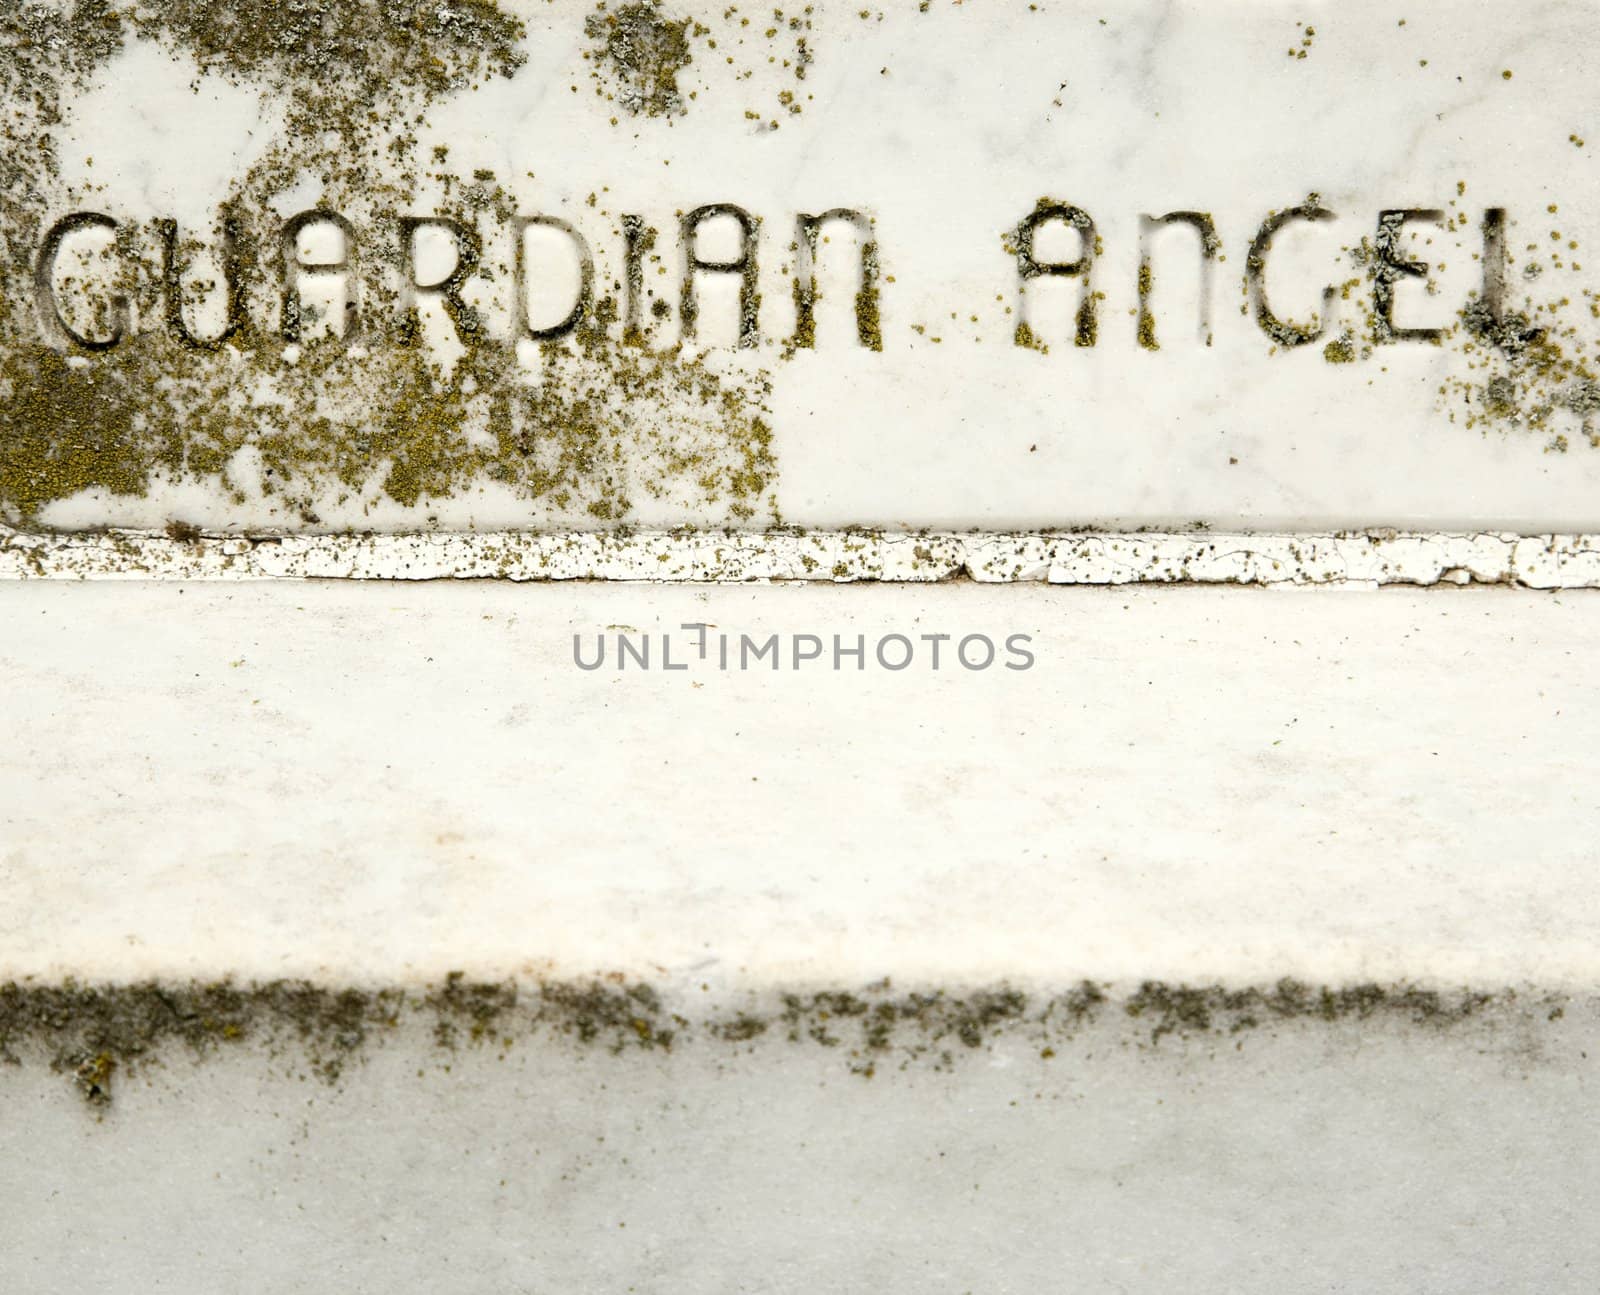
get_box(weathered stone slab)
[3,579,1600,1288]
[4,0,1600,534]
[6,4,1600,1286]
[4,580,1599,985]
[4,984,1597,1293]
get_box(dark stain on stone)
[0,975,1577,1109]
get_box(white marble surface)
[5,1010,1598,1293]
[7,4,1600,1284]
[2,578,1600,1289]
[16,0,1600,533]
[4,580,1598,986]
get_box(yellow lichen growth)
[0,0,782,529]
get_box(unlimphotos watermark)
[573,624,1036,672]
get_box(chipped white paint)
[5,524,1600,587]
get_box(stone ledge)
[6,526,1600,587]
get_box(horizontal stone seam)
[3,528,1600,588]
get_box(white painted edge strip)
[4,526,1600,587]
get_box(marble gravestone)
[3,1,1600,1290]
